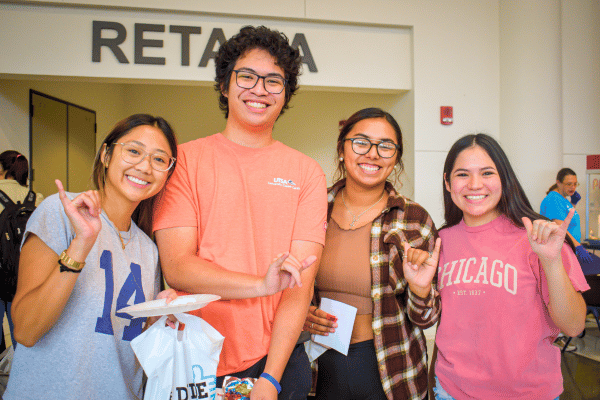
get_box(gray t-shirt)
[5,193,160,400]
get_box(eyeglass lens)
[349,138,397,158]
[118,143,173,171]
[235,70,285,94]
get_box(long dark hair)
[92,114,178,237]
[333,107,404,184]
[546,167,576,195]
[0,150,29,186]
[442,134,549,230]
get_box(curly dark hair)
[214,25,302,118]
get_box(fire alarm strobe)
[441,106,453,125]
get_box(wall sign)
[0,3,411,90]
[91,22,318,72]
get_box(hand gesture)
[262,253,317,296]
[56,179,102,244]
[403,238,441,297]
[303,305,338,336]
[522,209,573,264]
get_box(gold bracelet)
[58,250,85,271]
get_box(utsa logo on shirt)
[268,177,300,190]
[438,256,518,295]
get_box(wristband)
[260,372,281,394]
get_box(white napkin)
[303,298,357,361]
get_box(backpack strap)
[24,190,36,207]
[0,189,15,208]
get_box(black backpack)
[0,189,36,302]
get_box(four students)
[3,25,590,400]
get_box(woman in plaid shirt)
[304,108,441,399]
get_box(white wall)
[561,0,600,238]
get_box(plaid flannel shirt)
[324,180,441,400]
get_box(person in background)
[153,26,327,400]
[432,134,588,400]
[0,151,44,353]
[303,108,441,400]
[5,114,178,400]
[540,168,593,264]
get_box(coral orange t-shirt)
[153,133,327,375]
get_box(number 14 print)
[94,250,147,341]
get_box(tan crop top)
[315,218,373,314]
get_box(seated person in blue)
[541,168,599,274]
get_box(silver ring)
[310,323,314,329]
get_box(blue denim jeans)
[433,377,559,400]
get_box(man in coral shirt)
[153,26,327,400]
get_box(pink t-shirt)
[153,133,327,375]
[435,215,589,400]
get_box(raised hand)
[55,179,102,244]
[262,252,317,296]
[403,238,441,297]
[522,208,574,264]
[303,305,338,336]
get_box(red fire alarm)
[441,106,453,125]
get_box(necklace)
[118,231,131,250]
[341,189,385,228]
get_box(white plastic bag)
[131,312,224,400]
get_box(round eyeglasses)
[344,138,400,158]
[113,143,176,172]
[232,70,287,94]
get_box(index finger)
[55,179,66,198]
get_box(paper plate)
[117,294,221,318]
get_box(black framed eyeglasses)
[344,138,400,158]
[232,70,287,94]
[113,143,176,172]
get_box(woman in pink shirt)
[432,133,589,400]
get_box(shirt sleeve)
[403,203,441,328]
[22,193,74,255]
[291,162,327,246]
[534,243,591,306]
[153,147,199,232]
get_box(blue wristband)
[260,372,282,394]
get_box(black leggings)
[316,340,387,400]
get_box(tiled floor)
[560,318,600,400]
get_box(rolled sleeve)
[407,286,441,329]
